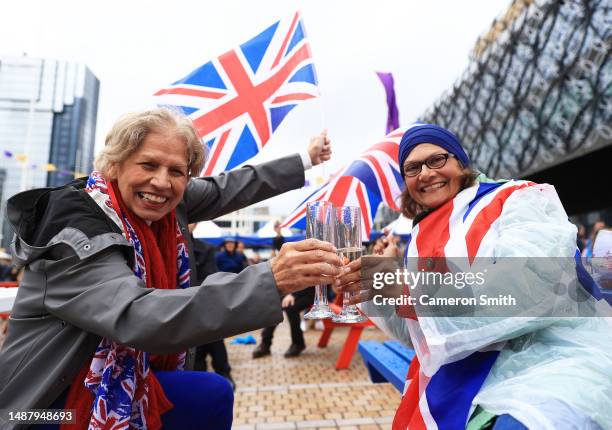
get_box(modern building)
[419,0,611,221]
[0,56,99,246]
[215,206,277,236]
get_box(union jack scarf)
[394,178,536,430]
[72,171,191,429]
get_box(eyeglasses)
[403,153,456,177]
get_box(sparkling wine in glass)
[333,206,366,323]
[303,201,335,320]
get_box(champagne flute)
[303,201,335,320]
[333,206,366,323]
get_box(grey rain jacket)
[0,155,304,428]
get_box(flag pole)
[299,7,327,184]
[318,74,327,183]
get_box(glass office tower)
[0,56,99,247]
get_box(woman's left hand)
[335,257,370,304]
[335,243,403,305]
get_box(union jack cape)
[393,179,532,429]
[154,11,319,176]
[281,129,406,238]
[391,179,611,429]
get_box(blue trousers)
[41,370,233,430]
[156,371,233,429]
[493,414,529,430]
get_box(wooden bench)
[358,340,415,392]
[317,296,374,370]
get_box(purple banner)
[376,71,400,134]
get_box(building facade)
[215,206,276,236]
[419,0,611,217]
[0,56,99,246]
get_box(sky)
[0,0,511,217]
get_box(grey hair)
[94,107,206,177]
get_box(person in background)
[583,220,607,259]
[216,239,245,273]
[272,221,285,257]
[576,223,587,252]
[235,240,249,267]
[252,286,315,358]
[592,227,612,291]
[593,228,612,258]
[188,223,235,390]
[0,251,16,282]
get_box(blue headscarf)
[398,124,469,176]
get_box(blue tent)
[197,234,306,248]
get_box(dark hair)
[400,167,479,219]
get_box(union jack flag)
[154,11,319,176]
[281,129,406,238]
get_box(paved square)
[225,319,401,430]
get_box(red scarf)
[62,181,182,429]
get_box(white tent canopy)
[256,220,294,238]
[385,214,413,235]
[192,221,223,239]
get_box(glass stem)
[343,290,351,308]
[314,285,328,306]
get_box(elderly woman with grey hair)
[0,108,343,430]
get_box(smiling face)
[109,129,189,222]
[403,143,464,211]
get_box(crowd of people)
[0,108,610,430]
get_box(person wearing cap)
[338,124,612,429]
[215,239,245,274]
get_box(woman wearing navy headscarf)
[339,124,612,430]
